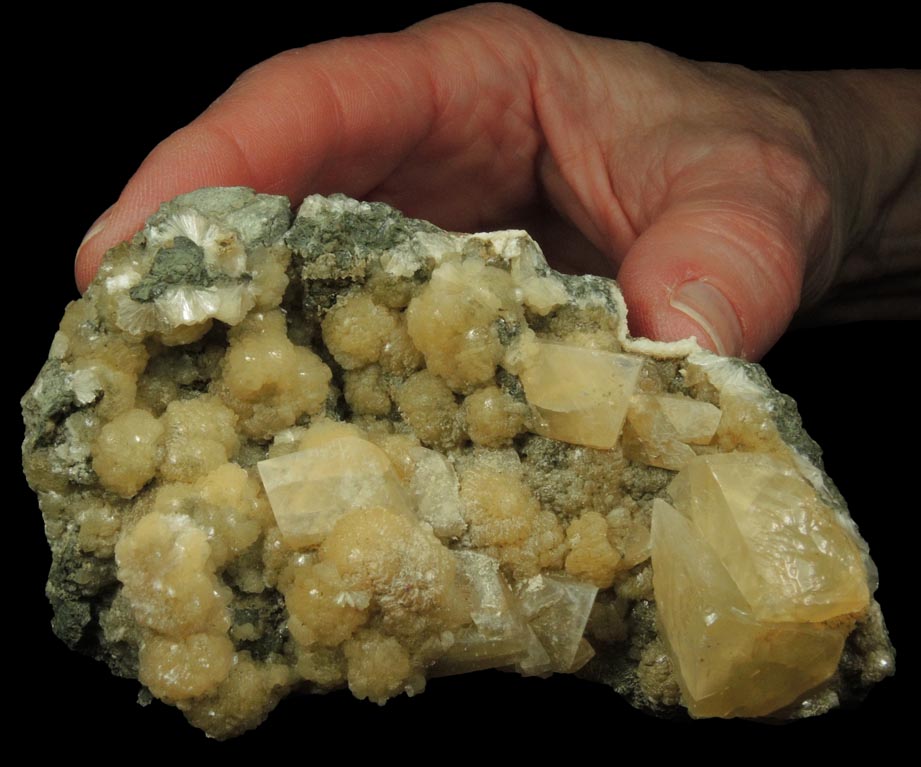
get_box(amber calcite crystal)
[652,452,871,717]
[22,189,893,738]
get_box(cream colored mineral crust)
[22,189,893,738]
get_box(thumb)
[616,154,827,361]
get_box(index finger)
[74,5,551,291]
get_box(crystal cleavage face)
[22,189,893,738]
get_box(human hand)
[73,4,920,360]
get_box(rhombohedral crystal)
[22,189,893,738]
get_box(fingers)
[75,5,550,292]
[617,141,830,360]
[75,35,434,291]
[71,7,832,365]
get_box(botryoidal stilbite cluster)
[22,189,893,737]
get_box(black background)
[15,2,916,754]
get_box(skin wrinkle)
[458,30,540,217]
[536,157,608,263]
[564,41,643,253]
[196,60,325,193]
[667,197,805,272]
[763,75,851,306]
[559,71,637,245]
[301,67,349,191]
[304,44,427,198]
[593,141,638,260]
[241,37,438,202]
[666,214,802,312]
[366,15,539,228]
[200,121,261,195]
[419,12,532,128]
[758,156,833,283]
[529,35,639,262]
[364,36,453,213]
[658,160,813,309]
[531,152,614,277]
[612,129,673,239]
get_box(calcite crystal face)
[22,189,893,738]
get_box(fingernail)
[669,281,743,357]
[77,204,115,255]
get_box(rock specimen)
[22,189,893,738]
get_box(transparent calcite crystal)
[519,341,643,449]
[623,394,721,471]
[258,429,411,547]
[22,189,892,738]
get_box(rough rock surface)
[22,189,894,738]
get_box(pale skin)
[73,5,920,361]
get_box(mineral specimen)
[22,188,893,738]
